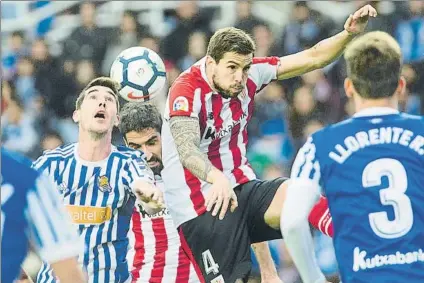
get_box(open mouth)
[94,111,106,119]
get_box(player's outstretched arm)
[276,4,377,80]
[169,116,238,219]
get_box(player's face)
[73,86,119,137]
[210,52,252,98]
[125,128,163,175]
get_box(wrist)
[206,167,222,183]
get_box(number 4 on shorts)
[202,249,219,275]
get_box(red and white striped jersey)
[127,178,199,283]
[162,56,280,227]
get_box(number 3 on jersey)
[202,249,220,275]
[362,158,413,239]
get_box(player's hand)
[132,179,164,209]
[205,169,238,220]
[344,4,377,35]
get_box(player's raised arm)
[277,4,377,80]
[27,174,86,283]
[123,151,164,214]
[281,137,327,283]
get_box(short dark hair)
[344,31,402,99]
[207,27,256,63]
[119,102,162,136]
[75,77,121,110]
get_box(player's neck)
[355,96,398,113]
[77,132,112,162]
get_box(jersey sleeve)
[26,173,80,263]
[250,57,280,92]
[167,78,201,118]
[122,151,155,194]
[290,136,323,193]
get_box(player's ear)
[395,76,406,97]
[206,55,216,67]
[344,78,355,99]
[72,110,80,123]
[114,114,120,127]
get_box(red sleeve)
[168,79,200,118]
[308,195,334,238]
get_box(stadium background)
[1,1,423,282]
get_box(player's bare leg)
[263,181,289,230]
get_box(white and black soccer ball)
[110,47,167,102]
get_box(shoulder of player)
[114,145,148,162]
[399,112,424,122]
[41,143,76,159]
[170,64,208,95]
[252,56,280,66]
[2,150,39,188]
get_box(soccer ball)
[110,46,167,102]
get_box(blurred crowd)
[2,1,423,282]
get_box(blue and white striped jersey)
[33,143,155,283]
[291,108,424,283]
[1,149,79,283]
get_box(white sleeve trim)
[39,241,80,264]
[281,180,326,283]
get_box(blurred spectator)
[15,56,39,111]
[279,1,335,55]
[62,2,109,73]
[1,80,39,156]
[289,85,324,149]
[161,0,212,64]
[234,0,266,34]
[2,31,28,80]
[140,34,161,53]
[400,64,422,115]
[252,23,279,57]
[301,69,340,122]
[302,119,324,140]
[102,10,150,75]
[178,31,207,71]
[395,1,424,63]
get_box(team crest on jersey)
[97,175,112,193]
[173,96,189,112]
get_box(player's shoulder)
[399,112,424,123]
[252,56,280,67]
[114,145,147,161]
[2,149,39,188]
[170,59,210,95]
[41,143,77,160]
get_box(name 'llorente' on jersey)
[162,56,280,227]
[33,143,154,283]
[291,108,424,283]
[1,149,79,283]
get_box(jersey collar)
[353,107,399,118]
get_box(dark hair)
[207,27,256,63]
[42,130,63,143]
[75,77,121,110]
[11,31,24,39]
[119,102,162,136]
[344,31,402,99]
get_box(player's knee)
[264,180,289,230]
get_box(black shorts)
[178,177,287,283]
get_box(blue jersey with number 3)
[291,109,424,283]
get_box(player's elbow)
[281,214,306,236]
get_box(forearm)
[281,182,325,283]
[309,30,355,68]
[251,242,279,279]
[169,116,219,182]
